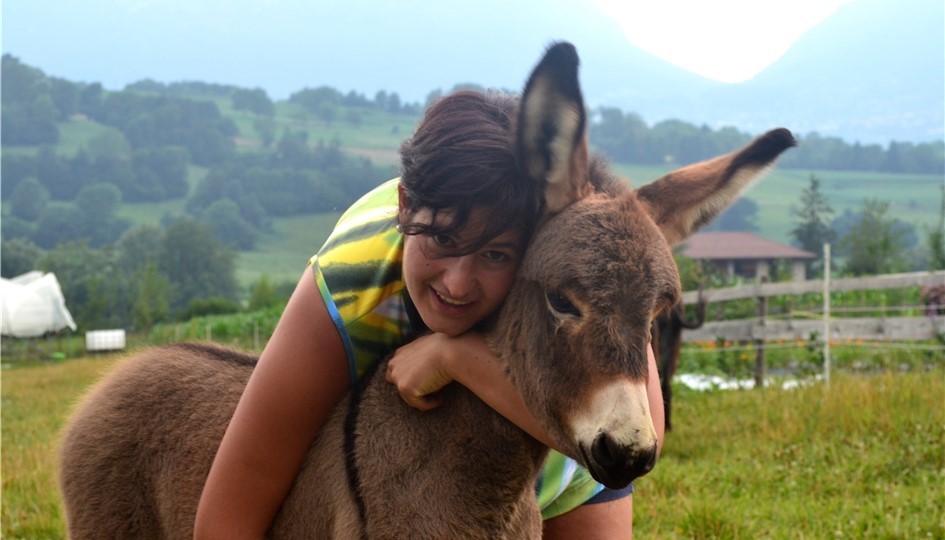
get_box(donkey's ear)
[518,42,592,214]
[637,128,797,245]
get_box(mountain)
[4,0,942,145]
[720,0,944,143]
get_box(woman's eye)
[432,234,454,247]
[547,292,581,317]
[483,250,511,262]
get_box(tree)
[1,55,60,145]
[290,86,342,113]
[131,145,190,201]
[114,225,169,328]
[840,199,909,276]
[74,130,137,197]
[928,186,945,270]
[1,151,37,199]
[253,117,276,147]
[790,174,835,275]
[704,198,759,232]
[374,90,388,110]
[1,238,43,277]
[37,240,120,329]
[231,87,274,116]
[160,219,238,312]
[200,198,258,250]
[116,224,165,275]
[276,129,311,167]
[316,102,337,125]
[248,274,280,311]
[132,262,170,330]
[386,92,402,113]
[75,183,130,247]
[1,215,35,243]
[10,177,50,221]
[424,89,443,110]
[34,205,85,249]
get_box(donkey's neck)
[344,359,548,537]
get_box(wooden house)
[680,232,817,282]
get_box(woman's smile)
[400,208,523,336]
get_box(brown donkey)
[59,42,794,539]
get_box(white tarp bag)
[0,272,78,338]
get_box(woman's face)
[401,207,524,337]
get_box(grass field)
[2,355,941,539]
[236,211,343,287]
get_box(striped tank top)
[310,178,608,519]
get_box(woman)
[194,90,664,539]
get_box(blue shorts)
[585,482,634,505]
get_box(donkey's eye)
[547,292,581,317]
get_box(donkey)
[59,42,795,539]
[652,294,707,430]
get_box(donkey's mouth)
[579,435,658,489]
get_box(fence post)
[823,243,831,386]
[754,276,767,388]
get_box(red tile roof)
[680,232,817,260]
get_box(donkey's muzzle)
[584,433,658,489]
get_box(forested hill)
[4,51,943,248]
[3,54,943,331]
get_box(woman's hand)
[385,332,463,410]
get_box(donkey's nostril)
[591,432,619,469]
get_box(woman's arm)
[385,331,560,450]
[386,331,665,453]
[194,265,350,540]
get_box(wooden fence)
[680,270,945,343]
[677,269,945,385]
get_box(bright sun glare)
[594,0,856,83]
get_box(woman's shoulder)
[311,177,406,329]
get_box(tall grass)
[1,355,120,539]
[2,356,941,538]
[635,370,945,538]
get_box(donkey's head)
[493,42,795,488]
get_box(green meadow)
[2,356,941,538]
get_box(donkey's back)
[58,344,255,539]
[60,342,546,539]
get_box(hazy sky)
[3,0,854,99]
[595,0,856,82]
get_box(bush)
[176,297,241,321]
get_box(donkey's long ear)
[518,42,592,214]
[637,128,796,245]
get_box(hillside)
[2,56,942,295]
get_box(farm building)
[680,232,816,282]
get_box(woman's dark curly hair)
[398,90,540,254]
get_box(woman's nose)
[440,256,477,299]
